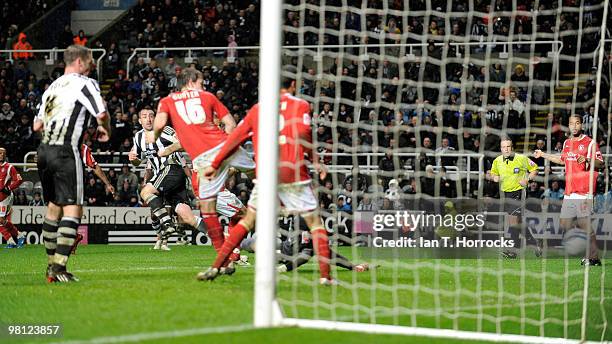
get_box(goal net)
[257,0,611,343]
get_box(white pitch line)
[332,296,612,322]
[48,324,255,344]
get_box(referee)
[490,137,541,258]
[33,45,111,282]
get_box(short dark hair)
[569,114,583,123]
[281,77,295,90]
[64,45,91,65]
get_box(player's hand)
[128,149,139,162]
[533,150,543,159]
[97,126,110,142]
[519,179,528,187]
[202,166,218,179]
[314,161,327,180]
[106,184,116,196]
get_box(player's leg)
[42,202,62,278]
[141,183,175,236]
[210,208,255,271]
[559,199,578,253]
[151,212,163,250]
[216,190,247,264]
[283,183,333,284]
[46,146,84,282]
[175,203,207,234]
[51,204,82,276]
[0,193,21,247]
[191,166,231,252]
[36,145,63,279]
[1,200,25,248]
[0,215,18,247]
[302,211,333,283]
[574,199,601,265]
[197,185,257,281]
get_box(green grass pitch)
[1,245,610,343]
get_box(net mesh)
[275,0,610,341]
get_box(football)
[562,228,589,256]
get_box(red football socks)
[213,223,249,269]
[311,228,331,279]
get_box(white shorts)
[248,180,317,214]
[560,194,592,219]
[191,143,255,200]
[0,194,13,217]
[216,189,244,218]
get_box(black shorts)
[37,144,83,206]
[148,164,188,207]
[503,190,524,216]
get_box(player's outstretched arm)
[96,112,111,141]
[150,111,168,143]
[221,113,237,134]
[158,140,183,157]
[93,165,115,196]
[534,150,563,165]
[312,151,327,180]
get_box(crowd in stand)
[124,0,260,53]
[1,0,612,210]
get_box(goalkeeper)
[240,216,369,273]
[490,137,541,258]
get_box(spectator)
[527,181,544,199]
[542,179,564,212]
[532,139,546,166]
[85,177,105,206]
[29,191,45,206]
[0,103,15,123]
[483,170,499,198]
[118,179,137,204]
[356,194,380,211]
[13,190,28,205]
[73,30,88,46]
[58,25,73,48]
[420,165,436,197]
[12,32,33,59]
[116,164,138,191]
[438,167,456,198]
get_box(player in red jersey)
[197,79,334,285]
[149,68,254,255]
[0,147,25,248]
[534,115,603,265]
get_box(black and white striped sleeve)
[79,79,106,118]
[36,95,46,121]
[159,126,178,146]
[132,132,141,156]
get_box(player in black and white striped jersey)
[129,108,206,250]
[33,45,111,283]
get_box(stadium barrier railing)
[0,48,107,81]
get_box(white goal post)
[255,1,610,343]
